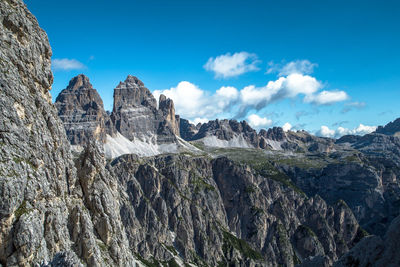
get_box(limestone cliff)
[55,74,114,147]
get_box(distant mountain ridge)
[56,75,380,157]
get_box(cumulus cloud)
[305,90,349,105]
[204,52,260,78]
[155,58,350,124]
[153,81,242,122]
[52,58,85,70]
[337,124,377,137]
[153,81,207,119]
[282,122,292,132]
[267,60,317,76]
[317,124,377,138]
[238,73,322,114]
[247,114,272,129]
[317,126,336,138]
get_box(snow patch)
[265,139,283,150]
[104,132,200,159]
[201,134,252,148]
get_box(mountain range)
[1,1,400,266]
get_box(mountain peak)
[375,117,400,136]
[66,74,92,91]
[124,75,145,86]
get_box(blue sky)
[25,0,400,137]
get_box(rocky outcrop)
[179,118,200,140]
[183,119,335,153]
[110,75,177,143]
[334,214,400,267]
[0,1,136,265]
[189,119,259,148]
[159,94,180,136]
[375,117,400,136]
[55,74,114,147]
[55,74,198,158]
[271,132,400,236]
[106,154,364,266]
[0,0,77,264]
[259,127,335,152]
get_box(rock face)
[259,127,335,152]
[189,119,259,148]
[56,74,191,158]
[334,214,400,267]
[375,117,400,136]
[0,1,135,265]
[109,154,364,266]
[159,94,180,136]
[55,74,114,147]
[179,118,200,140]
[110,75,177,143]
[270,130,400,236]
[183,118,335,153]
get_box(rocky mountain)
[56,74,196,159]
[55,74,114,149]
[334,213,400,267]
[1,0,400,266]
[0,1,135,265]
[108,153,365,266]
[258,127,335,153]
[374,117,400,136]
[188,119,259,148]
[181,118,335,153]
[179,118,201,140]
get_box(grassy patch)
[189,250,209,267]
[245,185,258,194]
[222,230,263,261]
[190,173,215,193]
[13,157,38,171]
[353,227,369,243]
[167,258,180,267]
[298,224,317,237]
[164,244,178,256]
[135,253,160,267]
[98,242,108,252]
[15,200,32,219]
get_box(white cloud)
[153,81,206,119]
[317,126,336,138]
[153,82,240,121]
[239,73,322,110]
[216,86,239,99]
[337,124,377,137]
[317,124,377,138]
[215,86,239,110]
[305,90,349,105]
[267,60,317,76]
[284,73,321,96]
[204,52,260,78]
[155,59,350,124]
[282,122,292,132]
[247,114,272,129]
[52,58,85,70]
